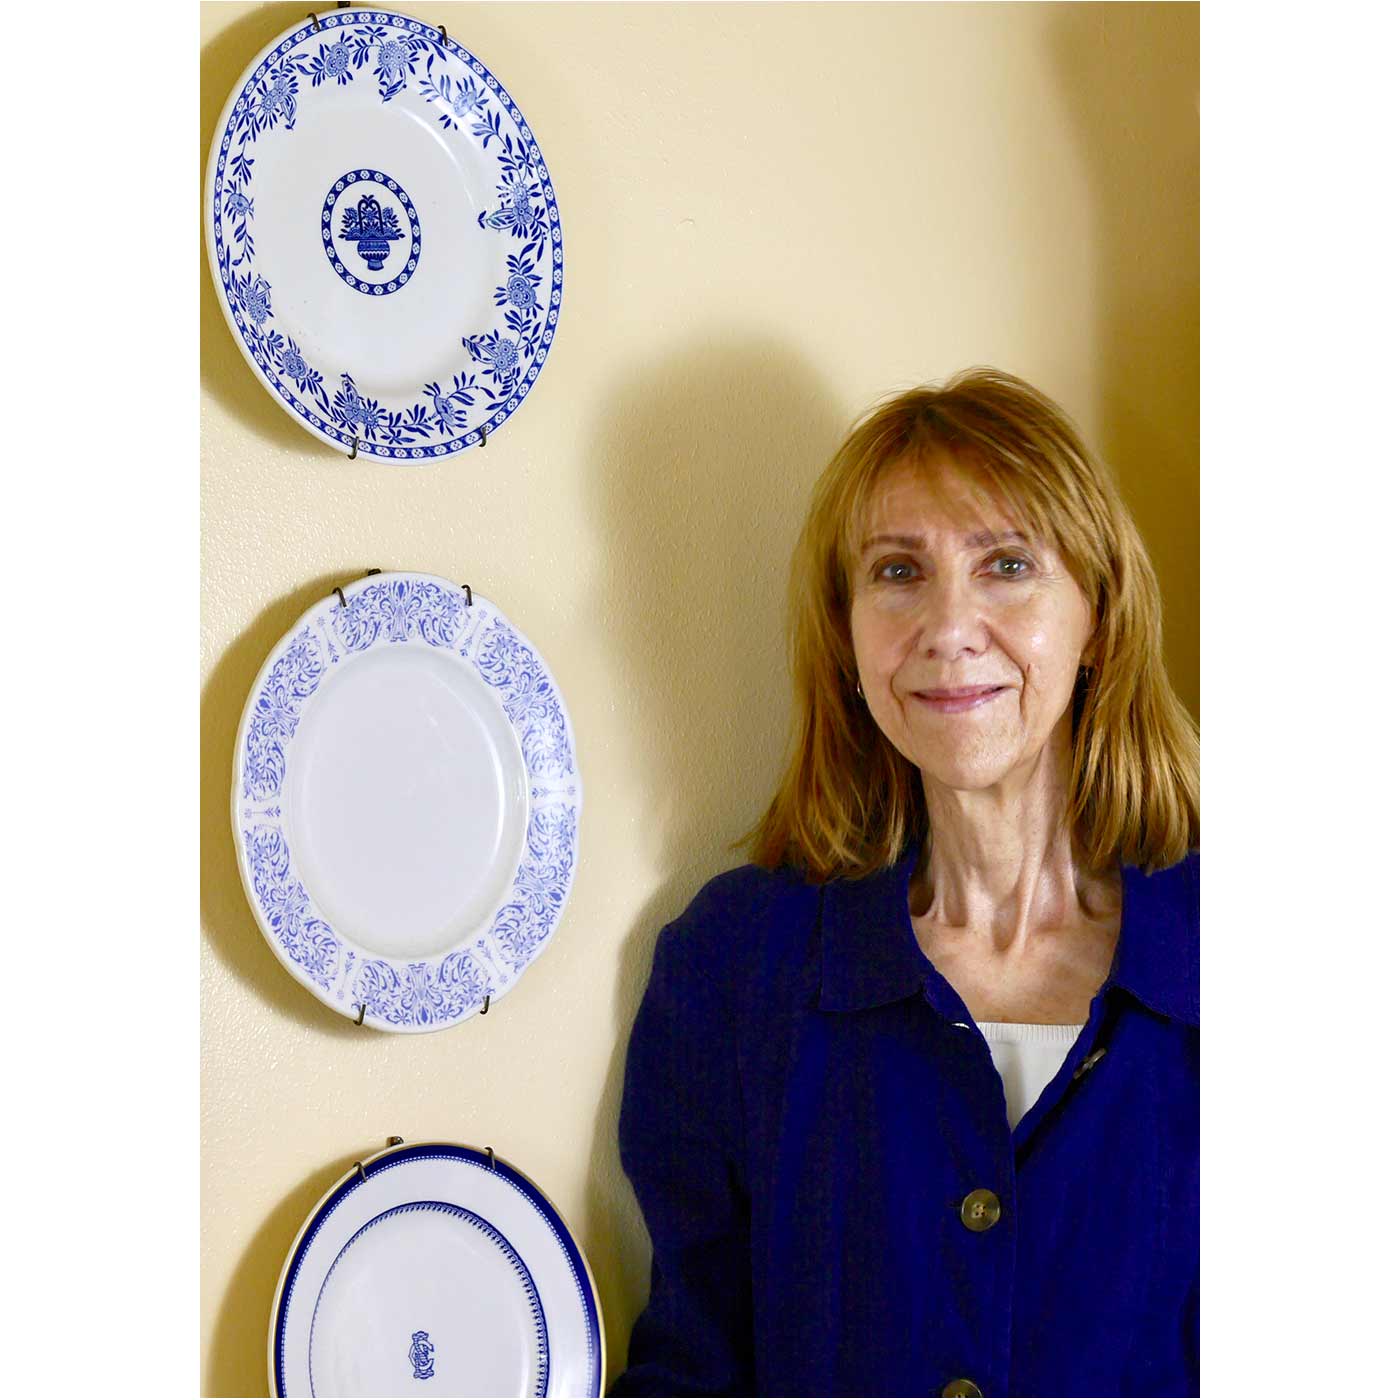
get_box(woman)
[612,369,1200,1399]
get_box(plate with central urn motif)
[205,8,562,462]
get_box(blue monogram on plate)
[409,1329,435,1380]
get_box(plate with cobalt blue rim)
[205,8,562,463]
[270,1140,604,1397]
[232,571,581,1032]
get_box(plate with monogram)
[270,1141,604,1397]
[232,571,581,1032]
[205,8,562,463]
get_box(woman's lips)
[912,686,1008,713]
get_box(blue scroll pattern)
[243,826,342,992]
[489,806,578,975]
[331,576,469,652]
[237,578,580,1029]
[243,627,326,801]
[209,11,562,460]
[475,618,575,780]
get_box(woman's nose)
[915,575,984,658]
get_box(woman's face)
[848,455,1094,794]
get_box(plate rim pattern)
[270,1141,603,1398]
[231,571,582,1033]
[204,7,564,463]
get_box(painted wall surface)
[200,3,1198,1393]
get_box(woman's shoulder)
[671,861,819,938]
[653,861,822,983]
[1120,847,1199,1025]
[1132,847,1199,908]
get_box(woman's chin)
[913,747,1020,794]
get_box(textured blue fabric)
[612,848,1199,1398]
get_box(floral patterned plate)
[271,1140,604,1396]
[232,573,581,1032]
[205,8,562,463]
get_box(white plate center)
[252,92,500,398]
[309,1204,544,1397]
[284,646,527,960]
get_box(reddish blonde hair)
[746,368,1199,880]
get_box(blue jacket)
[612,847,1199,1398]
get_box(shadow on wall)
[1048,3,1200,720]
[206,1148,367,1396]
[202,572,372,1042]
[573,333,844,1384]
[200,3,323,449]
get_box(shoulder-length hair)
[746,367,1199,881]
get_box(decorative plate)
[271,1141,604,1397]
[205,8,562,463]
[232,572,581,1032]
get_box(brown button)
[1072,1046,1108,1080]
[959,1188,1001,1232]
[942,1380,983,1398]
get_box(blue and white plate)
[205,9,562,463]
[271,1141,604,1397]
[232,572,581,1032]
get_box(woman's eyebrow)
[859,529,1028,552]
[964,528,1030,547]
[860,532,925,552]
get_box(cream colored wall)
[200,3,1198,1393]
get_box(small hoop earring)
[856,681,865,700]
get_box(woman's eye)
[876,559,918,582]
[988,554,1034,579]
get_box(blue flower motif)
[423,379,472,432]
[489,337,519,376]
[420,73,487,130]
[465,331,520,386]
[255,70,298,130]
[300,37,354,87]
[237,273,273,329]
[324,40,351,80]
[503,177,539,237]
[371,33,429,100]
[496,268,541,312]
[281,340,307,380]
[334,372,383,439]
[450,79,483,118]
[278,337,323,397]
[378,37,411,79]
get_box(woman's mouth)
[912,686,1008,714]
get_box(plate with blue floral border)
[205,8,562,463]
[232,572,581,1032]
[270,1140,604,1396]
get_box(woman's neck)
[911,760,1118,957]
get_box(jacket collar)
[817,845,1199,1027]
